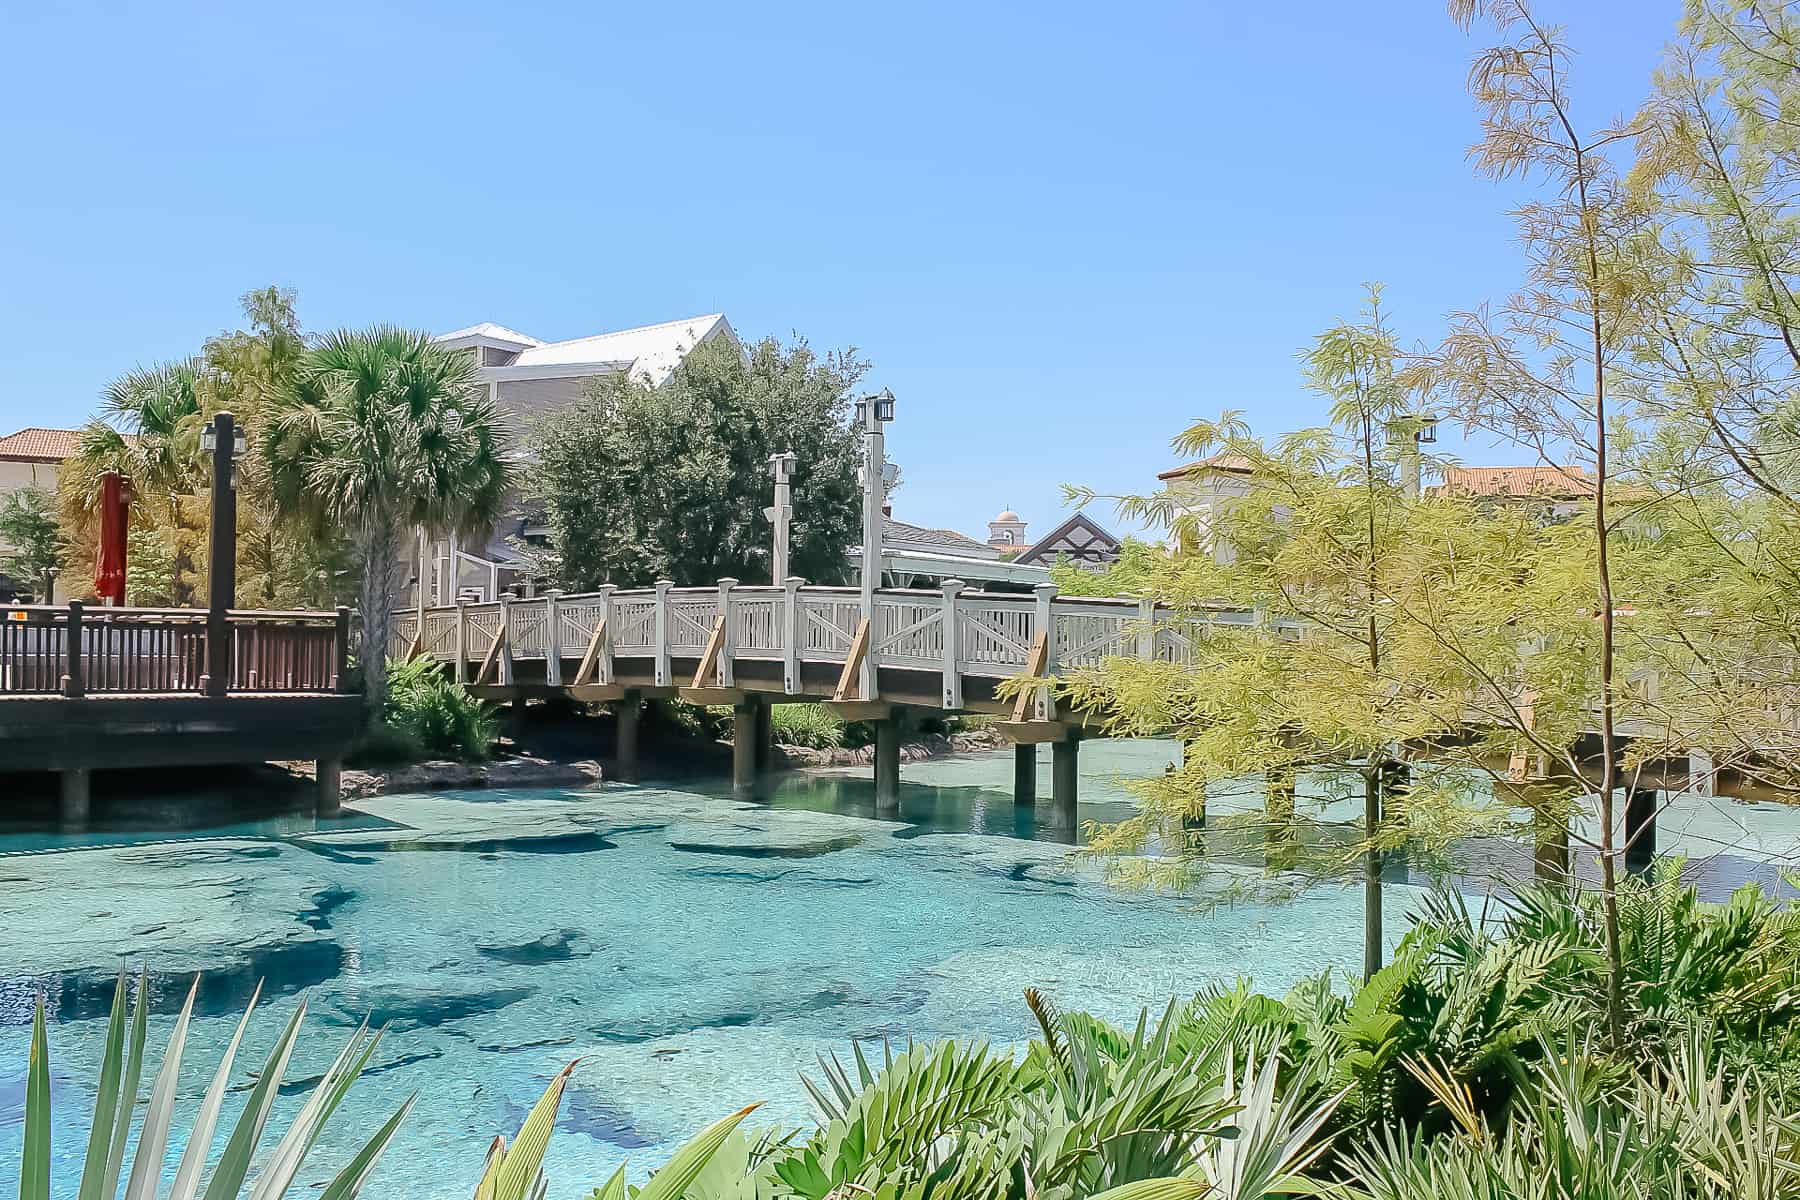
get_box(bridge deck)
[1,604,359,793]
[391,581,1268,715]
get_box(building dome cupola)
[987,508,1029,548]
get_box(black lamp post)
[202,412,246,696]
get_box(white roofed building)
[435,313,739,423]
[408,314,739,607]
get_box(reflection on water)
[0,780,394,856]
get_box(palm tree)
[65,361,208,604]
[265,327,513,724]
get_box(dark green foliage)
[527,336,864,589]
[769,703,845,749]
[725,874,1800,1198]
[0,486,62,600]
[378,657,497,761]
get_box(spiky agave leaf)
[490,1060,579,1200]
[122,974,201,1200]
[19,972,410,1200]
[21,996,51,1200]
[74,968,133,1200]
[199,996,310,1200]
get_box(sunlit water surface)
[1,741,1793,1195]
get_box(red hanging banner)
[94,472,129,606]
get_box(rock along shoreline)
[330,726,1007,800]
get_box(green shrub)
[770,703,846,749]
[661,699,730,740]
[380,656,497,761]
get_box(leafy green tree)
[265,327,514,723]
[1425,0,1669,1041]
[1047,538,1166,597]
[0,486,63,600]
[1614,0,1800,797]
[1061,292,1502,983]
[197,286,351,607]
[527,336,864,589]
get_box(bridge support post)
[1181,741,1206,829]
[615,689,641,783]
[1688,750,1716,797]
[1504,779,1572,886]
[732,700,758,799]
[1625,787,1657,876]
[1051,734,1079,836]
[940,580,964,710]
[653,580,674,688]
[754,697,774,775]
[1534,804,1570,885]
[316,758,342,817]
[453,601,468,684]
[1013,743,1036,807]
[1265,767,1297,871]
[874,716,901,816]
[60,768,91,829]
[497,593,516,686]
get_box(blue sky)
[1,1,1679,541]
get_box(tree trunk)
[1363,766,1383,982]
[358,519,405,729]
[169,497,190,605]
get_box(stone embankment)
[329,725,1005,798]
[773,726,1006,769]
[337,755,604,799]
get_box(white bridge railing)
[390,579,1285,701]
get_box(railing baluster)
[546,591,563,685]
[63,601,84,698]
[653,580,673,688]
[782,577,803,693]
[941,580,964,709]
[716,578,736,688]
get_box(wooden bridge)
[393,579,1772,866]
[391,579,1267,828]
[0,601,359,824]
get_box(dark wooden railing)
[0,603,350,698]
[228,611,347,692]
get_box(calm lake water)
[1,741,1793,1195]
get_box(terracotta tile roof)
[1158,453,1254,480]
[0,427,83,462]
[1435,464,1594,500]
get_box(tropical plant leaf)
[168,981,263,1200]
[637,1104,762,1200]
[316,1093,418,1200]
[75,969,131,1200]
[494,1060,578,1200]
[122,974,200,1200]
[200,996,309,1200]
[1087,1181,1211,1200]
[21,996,51,1200]
[247,1019,379,1200]
[585,1163,627,1200]
[102,969,153,1200]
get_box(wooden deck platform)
[1,603,359,822]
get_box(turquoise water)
[1,742,1794,1195]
